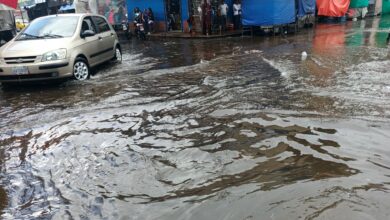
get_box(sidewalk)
[148,30,243,39]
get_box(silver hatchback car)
[0,14,122,84]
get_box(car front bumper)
[0,59,73,83]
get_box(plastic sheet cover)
[0,0,18,9]
[242,0,296,26]
[317,0,351,17]
[383,0,390,14]
[350,0,369,8]
[298,0,316,17]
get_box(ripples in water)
[1,18,390,219]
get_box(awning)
[0,0,18,9]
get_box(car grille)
[4,56,37,64]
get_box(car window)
[17,16,79,40]
[81,17,97,33]
[93,16,110,33]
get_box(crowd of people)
[188,0,241,36]
[132,0,241,37]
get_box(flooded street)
[1,16,390,220]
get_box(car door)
[79,16,101,67]
[92,16,116,62]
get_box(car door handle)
[98,36,102,40]
[111,33,114,36]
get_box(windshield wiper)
[42,34,64,39]
[17,33,64,40]
[18,33,43,40]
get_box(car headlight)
[42,49,67,62]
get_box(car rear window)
[18,16,79,40]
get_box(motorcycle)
[121,21,131,39]
[135,21,146,40]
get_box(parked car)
[0,14,122,85]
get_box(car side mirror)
[81,30,95,38]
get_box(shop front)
[126,0,233,32]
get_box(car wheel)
[113,45,122,63]
[73,57,90,81]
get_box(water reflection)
[0,16,390,220]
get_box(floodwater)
[1,16,390,220]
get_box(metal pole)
[18,4,26,26]
[164,0,168,32]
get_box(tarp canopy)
[242,0,295,26]
[0,3,15,10]
[298,0,316,17]
[317,0,351,17]
[383,0,390,14]
[350,0,369,8]
[0,0,17,9]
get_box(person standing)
[147,8,155,33]
[233,0,241,30]
[142,9,150,34]
[218,0,228,31]
[187,14,195,36]
[201,0,212,35]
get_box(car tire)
[73,57,90,81]
[112,45,122,63]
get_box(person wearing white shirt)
[233,0,241,30]
[218,1,229,31]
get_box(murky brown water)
[1,16,390,220]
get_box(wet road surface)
[1,16,390,219]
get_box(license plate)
[122,25,127,31]
[12,66,29,75]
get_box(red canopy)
[0,0,18,9]
[317,0,351,17]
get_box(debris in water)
[301,51,308,61]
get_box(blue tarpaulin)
[242,0,296,26]
[298,0,316,17]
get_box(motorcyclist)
[133,7,146,40]
[133,8,141,33]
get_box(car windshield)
[17,16,79,40]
